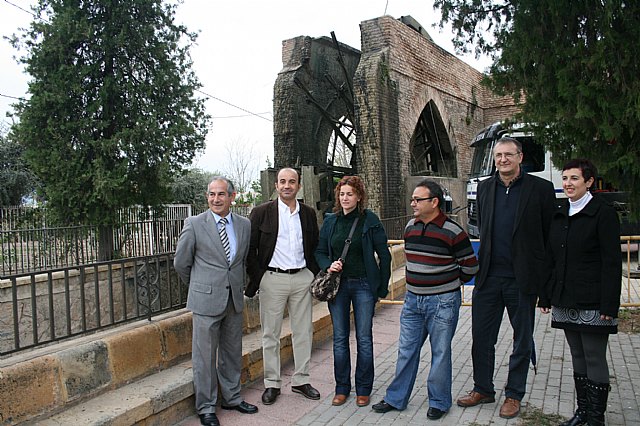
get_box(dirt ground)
[619,308,640,333]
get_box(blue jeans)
[471,276,537,400]
[385,289,461,412]
[328,277,376,396]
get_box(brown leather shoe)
[499,398,521,419]
[356,395,370,407]
[457,390,496,407]
[332,394,348,406]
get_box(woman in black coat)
[539,159,621,426]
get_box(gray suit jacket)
[174,210,251,316]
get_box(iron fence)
[0,253,186,356]
[380,215,413,240]
[0,204,253,277]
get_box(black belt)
[267,267,302,274]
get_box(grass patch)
[618,308,640,333]
[518,404,567,425]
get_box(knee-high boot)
[560,374,588,426]
[586,380,610,426]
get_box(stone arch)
[404,89,456,176]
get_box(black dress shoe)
[291,384,320,400]
[221,400,258,414]
[372,400,398,413]
[427,407,447,420]
[198,413,220,426]
[262,387,281,405]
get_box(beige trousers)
[259,267,314,388]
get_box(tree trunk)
[98,224,114,261]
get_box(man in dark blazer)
[174,177,257,426]
[457,138,555,419]
[245,167,321,405]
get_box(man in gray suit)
[174,176,258,426]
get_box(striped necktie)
[218,217,231,262]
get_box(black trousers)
[471,276,537,400]
[564,329,610,383]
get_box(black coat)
[539,196,621,317]
[476,172,556,295]
[245,199,320,297]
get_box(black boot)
[560,374,588,426]
[586,380,610,426]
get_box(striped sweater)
[404,211,479,295]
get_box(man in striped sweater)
[373,179,478,421]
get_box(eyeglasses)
[494,152,521,160]
[410,196,436,204]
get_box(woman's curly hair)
[333,175,367,214]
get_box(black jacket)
[538,196,621,317]
[245,199,320,297]
[476,172,556,295]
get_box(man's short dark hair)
[415,179,445,209]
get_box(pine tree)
[10,0,210,258]
[435,0,640,210]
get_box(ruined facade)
[273,15,520,219]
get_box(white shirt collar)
[211,210,232,224]
[568,191,593,216]
[277,197,299,215]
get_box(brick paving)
[177,299,640,426]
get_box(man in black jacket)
[245,167,320,406]
[456,138,555,419]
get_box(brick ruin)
[270,15,520,222]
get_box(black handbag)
[310,217,359,302]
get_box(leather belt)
[267,266,302,274]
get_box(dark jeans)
[328,277,376,396]
[471,276,537,400]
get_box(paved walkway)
[177,300,640,426]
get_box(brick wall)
[272,15,521,219]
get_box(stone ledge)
[0,269,406,425]
[0,310,193,425]
[30,301,336,426]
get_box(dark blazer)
[476,172,556,295]
[539,196,621,317]
[245,199,320,297]
[314,209,392,298]
[174,210,251,316]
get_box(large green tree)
[10,0,210,233]
[0,130,38,207]
[169,167,218,208]
[435,0,640,209]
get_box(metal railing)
[380,215,412,240]
[621,235,640,307]
[0,253,186,357]
[0,205,253,277]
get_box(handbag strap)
[338,216,360,263]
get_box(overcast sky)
[0,0,491,177]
